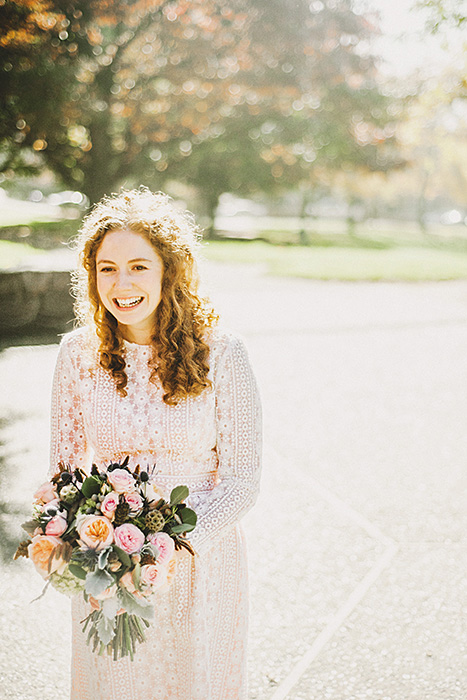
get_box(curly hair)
[72,188,218,405]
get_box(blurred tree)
[0,0,402,226]
[416,0,467,30]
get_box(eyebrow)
[97,258,153,264]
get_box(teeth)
[115,296,143,308]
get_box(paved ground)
[1,261,467,699]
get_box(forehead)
[96,228,159,261]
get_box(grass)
[203,240,467,281]
[0,240,41,269]
[2,219,467,281]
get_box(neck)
[119,324,153,346]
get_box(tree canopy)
[0,0,402,213]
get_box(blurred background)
[1,2,467,699]
[0,0,467,291]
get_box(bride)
[50,188,262,700]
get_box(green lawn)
[203,240,467,281]
[0,240,41,269]
[2,228,467,281]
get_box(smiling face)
[96,228,164,344]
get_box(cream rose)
[146,532,175,566]
[33,481,57,505]
[28,535,66,579]
[140,563,169,592]
[107,469,136,494]
[78,515,114,550]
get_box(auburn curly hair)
[72,188,218,405]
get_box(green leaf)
[170,523,195,534]
[81,476,101,499]
[132,563,141,589]
[113,545,131,568]
[21,519,39,536]
[102,596,120,620]
[96,610,116,645]
[68,563,87,580]
[85,568,114,597]
[98,547,111,570]
[170,485,189,506]
[118,588,154,621]
[180,508,197,528]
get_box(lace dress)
[49,327,262,700]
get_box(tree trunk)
[203,191,221,240]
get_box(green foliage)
[85,568,115,597]
[169,485,189,507]
[81,475,101,498]
[0,0,402,209]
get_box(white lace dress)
[49,327,262,700]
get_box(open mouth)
[113,296,144,309]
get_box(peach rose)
[146,532,175,566]
[140,563,169,592]
[101,491,120,520]
[45,515,68,537]
[119,571,139,595]
[107,469,136,494]
[28,535,66,579]
[78,515,114,550]
[34,481,57,505]
[93,583,117,601]
[114,523,145,554]
[125,491,143,516]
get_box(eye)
[133,264,148,271]
[98,266,115,273]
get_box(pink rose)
[101,491,120,520]
[28,535,66,579]
[78,515,114,550]
[114,523,145,554]
[125,492,143,516]
[34,481,57,505]
[146,532,175,566]
[107,469,136,494]
[45,515,68,537]
[140,563,169,592]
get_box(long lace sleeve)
[49,333,90,478]
[189,334,262,556]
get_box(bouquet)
[15,457,197,660]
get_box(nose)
[114,269,133,291]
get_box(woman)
[50,189,262,700]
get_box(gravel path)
[1,261,467,700]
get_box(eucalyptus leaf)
[132,563,141,589]
[85,568,114,597]
[169,485,189,506]
[119,588,155,621]
[170,523,195,534]
[180,508,197,527]
[96,611,116,645]
[68,563,87,580]
[81,476,101,499]
[113,545,131,568]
